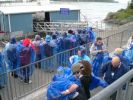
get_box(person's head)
[23,38,31,47]
[52,34,57,39]
[35,35,41,41]
[78,46,86,57]
[72,60,92,77]
[79,60,92,76]
[45,35,51,42]
[10,37,16,44]
[72,63,83,78]
[114,48,123,55]
[96,37,103,45]
[111,56,121,68]
[68,30,74,35]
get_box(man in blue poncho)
[4,37,19,78]
[90,37,107,76]
[69,46,91,66]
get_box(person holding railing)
[100,56,128,100]
[90,37,107,76]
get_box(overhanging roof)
[0,4,80,15]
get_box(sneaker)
[28,80,32,84]
[24,80,32,84]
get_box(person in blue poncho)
[50,34,59,54]
[72,60,108,99]
[90,37,107,76]
[18,38,36,84]
[69,46,91,66]
[4,37,19,78]
[113,48,130,69]
[32,35,43,68]
[47,66,86,100]
[40,35,55,71]
[0,52,7,89]
[86,27,96,44]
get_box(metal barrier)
[0,28,133,100]
[89,69,133,100]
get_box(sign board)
[60,8,69,15]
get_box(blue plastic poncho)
[72,55,91,65]
[0,52,7,87]
[89,74,108,90]
[102,53,112,65]
[53,66,73,81]
[17,44,36,79]
[47,80,76,100]
[4,42,20,72]
[92,53,104,76]
[86,27,97,43]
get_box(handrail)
[89,69,133,100]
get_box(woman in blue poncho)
[69,46,91,67]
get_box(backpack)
[20,47,31,66]
[44,44,53,57]
[7,45,17,62]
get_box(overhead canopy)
[0,4,80,15]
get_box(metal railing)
[89,69,133,100]
[0,27,133,100]
[33,21,88,33]
[33,21,133,38]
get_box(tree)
[128,0,133,9]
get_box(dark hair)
[78,60,92,76]
[96,37,102,41]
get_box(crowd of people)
[47,35,133,100]
[0,26,133,100]
[0,28,96,85]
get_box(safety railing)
[0,28,132,100]
[33,21,88,33]
[89,69,133,100]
